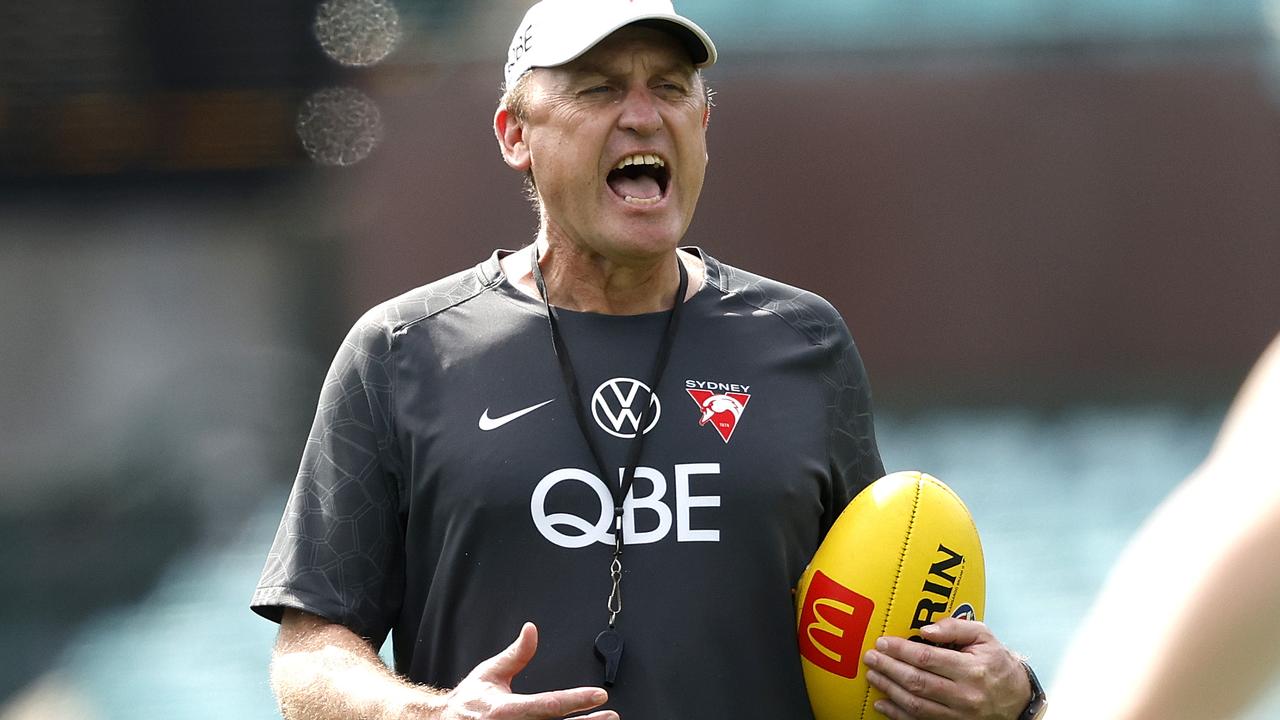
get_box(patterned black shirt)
[252,248,884,718]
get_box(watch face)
[1018,696,1048,720]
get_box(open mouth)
[606,153,671,206]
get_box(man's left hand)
[862,618,1030,720]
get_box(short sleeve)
[250,314,405,645]
[820,323,885,535]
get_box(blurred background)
[1,0,1277,717]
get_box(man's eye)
[582,85,613,95]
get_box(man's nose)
[617,86,663,136]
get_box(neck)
[503,235,703,315]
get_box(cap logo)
[506,22,535,82]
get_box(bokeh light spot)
[313,0,402,67]
[296,87,383,167]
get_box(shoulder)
[364,259,499,336]
[699,250,851,350]
[342,257,502,354]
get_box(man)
[252,1,1040,718]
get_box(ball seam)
[863,473,923,718]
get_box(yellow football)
[795,471,986,720]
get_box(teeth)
[614,153,665,170]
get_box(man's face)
[511,26,708,264]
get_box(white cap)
[504,0,717,89]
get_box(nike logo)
[478,399,555,431]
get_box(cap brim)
[633,17,716,67]
[540,13,717,71]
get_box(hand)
[431,623,618,720]
[862,618,1029,720]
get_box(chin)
[622,212,691,247]
[608,226,686,260]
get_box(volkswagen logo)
[591,377,660,438]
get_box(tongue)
[608,172,661,200]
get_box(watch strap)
[1017,660,1048,720]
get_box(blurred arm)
[1051,333,1280,719]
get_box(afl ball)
[795,471,985,720]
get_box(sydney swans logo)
[591,378,661,438]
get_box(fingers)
[868,637,969,683]
[504,687,612,719]
[864,641,965,719]
[916,618,992,648]
[461,624,616,720]
[866,663,968,720]
[451,687,613,720]
[865,680,947,720]
[569,712,619,720]
[865,624,1027,720]
[866,619,995,686]
[475,622,539,685]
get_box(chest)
[391,303,832,556]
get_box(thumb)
[920,618,991,649]
[475,622,539,685]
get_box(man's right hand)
[425,622,617,720]
[272,611,616,720]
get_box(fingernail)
[864,650,877,666]
[874,700,887,713]
[875,637,889,651]
[592,689,608,704]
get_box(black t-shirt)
[252,248,884,718]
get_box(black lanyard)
[531,246,688,685]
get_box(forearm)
[270,612,445,720]
[1120,469,1280,719]
[1053,335,1280,719]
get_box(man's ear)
[702,101,711,129]
[495,107,531,171]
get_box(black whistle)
[594,629,624,686]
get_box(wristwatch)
[1017,660,1049,720]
